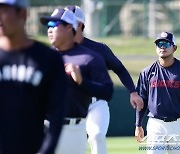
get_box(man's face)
[47,21,70,47]
[155,40,176,58]
[0,4,24,37]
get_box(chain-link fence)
[27,0,180,38]
[30,0,81,6]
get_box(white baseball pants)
[146,117,180,154]
[55,119,87,154]
[86,99,110,154]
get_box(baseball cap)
[65,5,85,24]
[0,0,29,8]
[40,8,77,31]
[155,32,176,45]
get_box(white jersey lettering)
[0,65,43,86]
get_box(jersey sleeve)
[135,71,148,126]
[102,44,136,93]
[80,54,113,101]
[39,53,67,154]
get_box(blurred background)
[27,0,180,137]
[28,0,180,38]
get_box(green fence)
[30,0,81,6]
[28,0,180,37]
[107,86,148,136]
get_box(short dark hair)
[62,21,76,36]
[81,24,85,32]
[72,29,76,36]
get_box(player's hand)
[130,92,144,111]
[135,126,144,143]
[65,63,82,85]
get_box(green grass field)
[33,35,156,55]
[34,34,180,55]
[87,137,146,154]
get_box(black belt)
[155,117,179,122]
[63,118,82,125]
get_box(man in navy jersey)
[40,8,113,154]
[65,5,144,154]
[0,0,67,154]
[135,32,180,154]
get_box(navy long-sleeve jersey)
[0,41,67,154]
[60,44,113,118]
[82,37,136,93]
[136,58,180,126]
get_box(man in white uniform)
[135,32,180,154]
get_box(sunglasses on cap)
[47,21,67,28]
[156,41,172,49]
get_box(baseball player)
[135,32,180,154]
[40,8,113,154]
[0,0,67,154]
[65,5,144,154]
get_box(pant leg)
[86,100,110,154]
[146,118,167,154]
[55,120,87,154]
[167,119,180,154]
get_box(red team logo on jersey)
[151,77,180,88]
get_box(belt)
[63,118,82,125]
[155,117,179,122]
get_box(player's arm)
[81,54,113,101]
[135,71,148,142]
[130,92,144,111]
[65,55,113,101]
[101,44,135,91]
[135,99,147,142]
[135,126,144,143]
[102,44,143,110]
[65,63,82,85]
[39,52,67,154]
[135,99,148,142]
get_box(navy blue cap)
[155,32,176,45]
[65,5,85,24]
